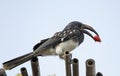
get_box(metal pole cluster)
[1,51,103,76]
[64,52,103,76]
[64,51,79,76]
[20,56,41,76]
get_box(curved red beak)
[81,24,101,42]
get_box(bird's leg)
[59,53,65,59]
[59,51,72,64]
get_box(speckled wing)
[33,29,83,56]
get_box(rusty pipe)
[86,59,96,76]
[72,58,79,76]
[20,67,28,76]
[31,57,40,76]
[64,51,72,76]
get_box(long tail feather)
[3,52,34,70]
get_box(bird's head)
[65,21,101,42]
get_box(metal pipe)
[64,51,72,76]
[96,72,103,76]
[72,58,79,76]
[20,67,28,76]
[31,57,40,76]
[0,68,7,76]
[86,59,96,76]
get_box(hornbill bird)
[3,21,101,70]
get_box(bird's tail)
[3,52,34,70]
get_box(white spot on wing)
[63,31,66,33]
[61,37,65,42]
[70,31,73,34]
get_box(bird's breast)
[55,40,79,55]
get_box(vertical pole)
[86,59,96,76]
[72,58,79,76]
[0,68,7,76]
[31,57,40,76]
[64,51,72,76]
[20,67,28,76]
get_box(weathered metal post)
[86,59,96,76]
[0,68,7,76]
[64,51,72,76]
[31,57,40,76]
[72,58,79,76]
[20,67,28,76]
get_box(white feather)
[55,40,79,55]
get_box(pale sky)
[0,0,120,76]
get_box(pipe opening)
[86,59,95,66]
[88,60,93,65]
[73,58,78,63]
[21,67,26,71]
[31,57,38,62]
